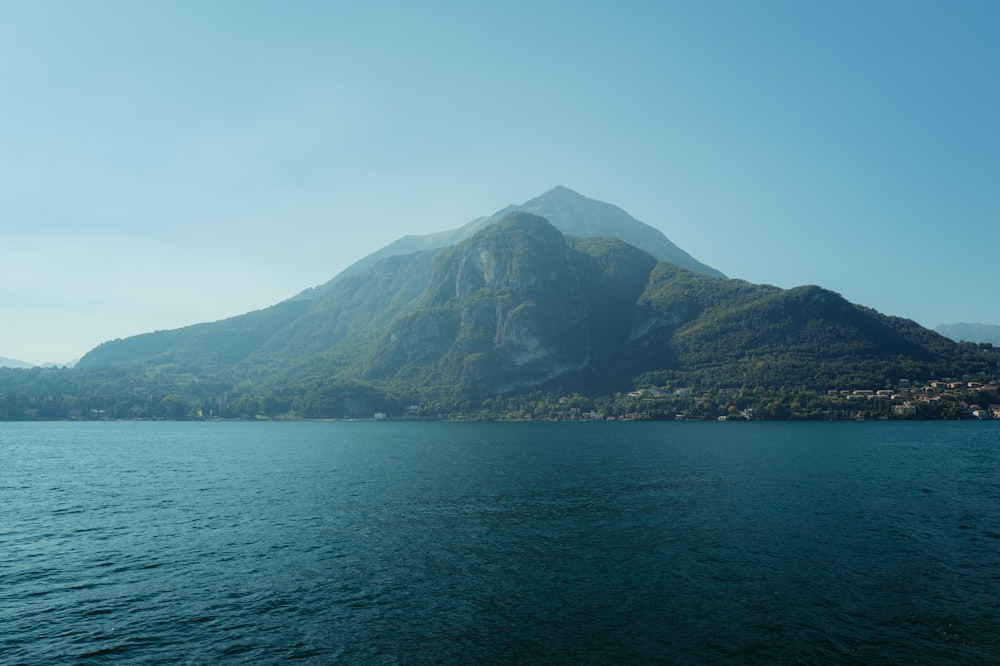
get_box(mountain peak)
[542,184,581,197]
[521,185,597,210]
[302,187,726,299]
[511,188,725,279]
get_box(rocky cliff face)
[368,213,592,393]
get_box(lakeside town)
[462,373,1000,422]
[604,376,1000,421]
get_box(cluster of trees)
[3,363,998,422]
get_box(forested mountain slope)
[13,212,998,420]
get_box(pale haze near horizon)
[2,1,997,366]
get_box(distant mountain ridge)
[0,357,78,369]
[0,356,34,369]
[294,186,724,300]
[935,323,1000,346]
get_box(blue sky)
[2,0,998,365]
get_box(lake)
[2,421,999,663]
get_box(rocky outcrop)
[368,213,592,393]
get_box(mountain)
[323,214,971,398]
[11,185,999,420]
[294,186,723,299]
[78,186,721,372]
[41,359,78,368]
[0,356,34,369]
[72,212,994,420]
[935,323,1000,346]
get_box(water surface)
[2,421,998,663]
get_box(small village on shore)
[462,373,1000,422]
[602,375,1000,421]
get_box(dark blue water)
[2,421,999,664]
